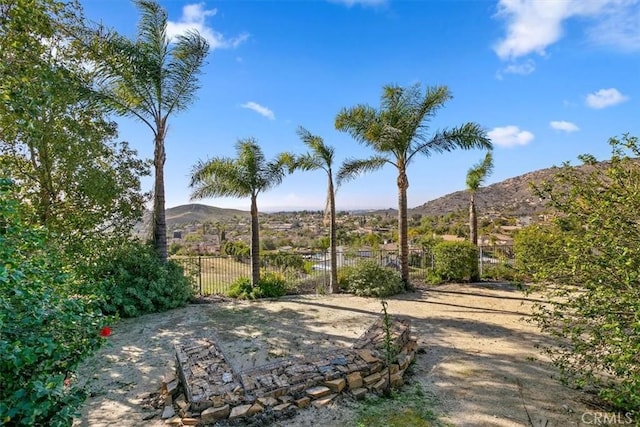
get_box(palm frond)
[189,157,250,200]
[296,127,334,171]
[335,105,377,146]
[410,122,492,162]
[163,30,209,115]
[466,151,493,191]
[336,156,388,186]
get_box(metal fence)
[173,245,515,296]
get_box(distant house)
[478,234,513,246]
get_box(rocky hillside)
[165,204,249,227]
[410,166,568,217]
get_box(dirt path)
[74,283,594,426]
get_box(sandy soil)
[74,282,596,426]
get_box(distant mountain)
[410,165,570,217]
[165,203,249,227]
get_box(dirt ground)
[74,282,597,427]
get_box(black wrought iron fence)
[173,246,515,295]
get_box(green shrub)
[92,242,194,317]
[0,179,107,426]
[513,224,567,282]
[226,272,289,300]
[523,135,640,413]
[339,261,403,297]
[480,262,517,281]
[432,241,478,282]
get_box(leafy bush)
[92,242,194,317]
[226,272,289,299]
[513,224,567,282]
[522,135,640,413]
[338,261,404,297]
[480,262,517,282]
[431,241,478,282]
[0,179,107,426]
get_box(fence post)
[198,256,203,295]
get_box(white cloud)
[167,3,249,50]
[550,120,579,132]
[496,59,536,79]
[587,2,640,52]
[241,102,275,120]
[488,126,534,148]
[493,0,640,61]
[585,88,629,109]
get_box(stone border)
[161,317,417,425]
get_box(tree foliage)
[336,83,491,287]
[89,0,209,262]
[190,139,294,285]
[294,127,340,293]
[0,0,150,263]
[0,179,107,426]
[520,134,640,413]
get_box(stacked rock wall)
[166,316,417,425]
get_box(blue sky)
[81,0,639,211]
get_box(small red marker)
[100,326,112,337]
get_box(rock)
[294,397,311,408]
[311,394,336,408]
[175,394,189,412]
[331,356,348,366]
[324,378,345,393]
[166,379,179,396]
[305,385,331,399]
[346,372,363,390]
[369,362,383,373]
[357,349,380,364]
[247,403,264,416]
[389,364,399,375]
[273,403,292,413]
[351,387,368,400]
[278,395,294,404]
[222,372,233,383]
[257,396,279,407]
[229,404,252,419]
[372,378,388,393]
[363,372,381,387]
[161,405,175,419]
[390,372,404,388]
[181,418,198,426]
[399,355,410,371]
[201,404,230,423]
[164,416,181,426]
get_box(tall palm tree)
[189,138,293,286]
[294,127,341,293]
[336,83,492,287]
[92,0,209,262]
[466,151,494,247]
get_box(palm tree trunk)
[469,192,478,246]
[250,193,260,286]
[153,132,167,262]
[397,169,410,288]
[328,175,338,293]
[469,191,479,282]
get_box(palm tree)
[466,151,494,247]
[189,138,293,286]
[336,83,492,287]
[294,127,341,293]
[92,0,209,262]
